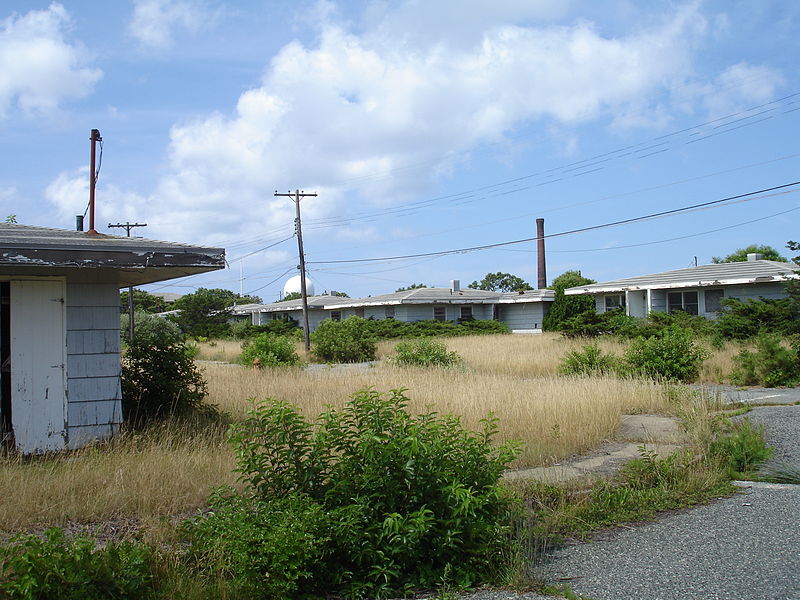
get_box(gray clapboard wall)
[65,282,122,448]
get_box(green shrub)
[121,309,184,347]
[311,316,377,363]
[239,334,300,367]
[623,327,709,382]
[559,343,618,376]
[715,297,800,339]
[393,338,461,368]
[709,419,773,477]
[730,333,800,387]
[558,309,633,338]
[0,528,153,599]
[227,388,520,598]
[182,489,329,599]
[121,336,211,426]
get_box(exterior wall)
[65,281,122,448]
[639,282,787,319]
[498,303,546,332]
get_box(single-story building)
[0,223,224,453]
[233,281,555,333]
[564,255,798,319]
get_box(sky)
[1,0,799,301]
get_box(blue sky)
[1,1,799,301]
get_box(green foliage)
[121,331,211,425]
[623,327,709,382]
[182,490,329,599]
[558,309,633,338]
[121,310,184,348]
[715,297,800,339]
[239,334,300,367]
[0,528,153,599]
[559,343,618,376]
[120,289,168,314]
[542,270,596,331]
[712,244,788,263]
[395,283,427,292]
[311,316,377,363]
[279,291,302,302]
[619,310,717,340]
[468,272,533,292]
[230,318,302,341]
[4,215,17,224]
[730,333,800,387]
[171,288,262,338]
[709,419,773,477]
[393,338,461,368]
[364,317,509,340]
[227,388,520,597]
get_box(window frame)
[433,306,446,322]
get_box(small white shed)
[0,224,225,454]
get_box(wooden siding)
[65,282,122,447]
[499,303,545,332]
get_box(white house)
[564,256,798,319]
[0,224,225,453]
[233,281,555,333]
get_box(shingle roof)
[565,260,798,295]
[0,223,225,285]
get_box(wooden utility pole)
[108,222,147,342]
[274,189,317,351]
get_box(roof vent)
[747,253,763,261]
[450,279,460,293]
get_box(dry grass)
[0,332,734,531]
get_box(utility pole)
[109,222,147,342]
[88,129,102,234]
[274,189,317,352]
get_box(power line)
[307,181,800,265]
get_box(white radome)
[283,275,314,297]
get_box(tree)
[711,244,788,263]
[468,272,533,292]
[279,292,303,302]
[171,288,262,337]
[119,289,168,314]
[396,283,427,292]
[786,240,800,307]
[542,270,597,331]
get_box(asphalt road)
[695,384,800,405]
[535,402,800,600]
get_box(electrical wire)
[306,181,800,265]
[244,267,297,296]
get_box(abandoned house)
[0,223,225,454]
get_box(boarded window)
[331,311,341,321]
[355,308,365,318]
[385,306,395,318]
[704,289,724,313]
[433,306,446,322]
[460,306,473,320]
[604,294,625,312]
[667,291,699,315]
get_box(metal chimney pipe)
[88,129,101,234]
[75,215,84,231]
[536,218,547,289]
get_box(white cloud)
[128,0,207,49]
[0,3,101,120]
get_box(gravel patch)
[740,404,800,464]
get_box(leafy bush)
[730,333,800,387]
[709,419,773,477]
[121,334,211,426]
[615,310,716,340]
[182,490,329,599]
[227,388,520,597]
[230,318,302,341]
[120,309,183,347]
[542,270,596,331]
[393,338,461,368]
[559,343,618,376]
[623,327,709,382]
[239,334,300,368]
[311,316,377,363]
[0,528,153,599]
[558,309,633,338]
[715,297,800,339]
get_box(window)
[433,306,446,321]
[493,305,502,321]
[384,306,395,318]
[604,294,625,312]
[667,291,698,315]
[331,311,341,321]
[704,289,724,313]
[460,305,473,321]
[355,308,365,318]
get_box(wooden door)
[10,280,67,453]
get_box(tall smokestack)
[536,218,546,289]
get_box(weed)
[730,333,800,387]
[239,333,300,367]
[311,316,377,363]
[559,343,618,376]
[393,338,461,368]
[709,419,773,478]
[623,327,709,382]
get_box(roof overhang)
[564,273,798,295]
